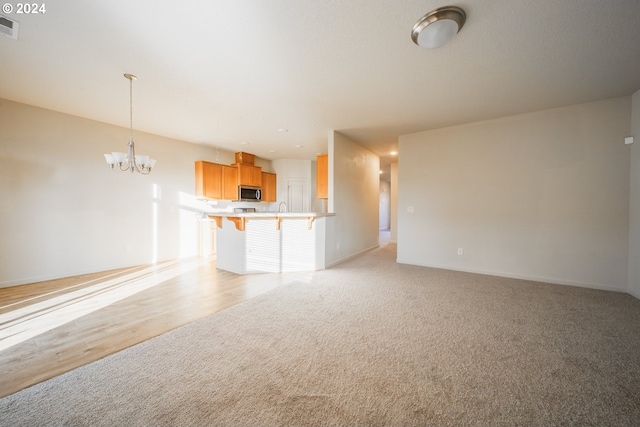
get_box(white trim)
[0,263,142,288]
[326,245,379,269]
[0,257,194,289]
[628,287,640,300]
[395,258,628,293]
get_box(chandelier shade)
[104,73,156,174]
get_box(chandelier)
[104,74,156,174]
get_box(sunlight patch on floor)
[0,258,209,352]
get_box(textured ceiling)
[2,0,640,177]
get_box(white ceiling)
[2,0,640,176]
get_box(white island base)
[211,213,333,274]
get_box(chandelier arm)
[129,140,151,174]
[119,148,131,171]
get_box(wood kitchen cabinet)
[236,164,262,187]
[316,154,328,199]
[195,161,238,200]
[196,152,269,201]
[261,172,276,202]
[223,165,238,200]
[195,161,223,200]
[235,151,255,166]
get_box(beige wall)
[271,159,317,212]
[398,97,631,291]
[325,131,379,266]
[0,100,379,286]
[0,99,226,287]
[390,162,398,243]
[629,89,640,298]
[379,180,390,230]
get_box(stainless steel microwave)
[238,186,261,202]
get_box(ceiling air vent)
[0,15,19,40]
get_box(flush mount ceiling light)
[411,6,466,49]
[104,74,156,174]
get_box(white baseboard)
[395,258,628,294]
[326,245,379,269]
[0,257,198,289]
[628,287,640,300]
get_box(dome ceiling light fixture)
[411,6,466,49]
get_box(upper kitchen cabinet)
[316,154,328,199]
[223,165,238,200]
[261,172,276,202]
[195,161,238,200]
[235,152,255,166]
[234,152,262,187]
[195,152,270,201]
[195,161,223,200]
[236,164,262,187]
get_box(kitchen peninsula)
[211,212,334,274]
[196,151,334,274]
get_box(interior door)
[287,179,309,212]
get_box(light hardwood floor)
[0,257,312,398]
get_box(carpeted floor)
[1,244,640,426]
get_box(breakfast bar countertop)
[208,212,335,218]
[207,212,334,232]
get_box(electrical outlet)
[457,248,464,255]
[407,206,414,213]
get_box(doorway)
[287,178,310,212]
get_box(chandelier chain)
[129,75,133,143]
